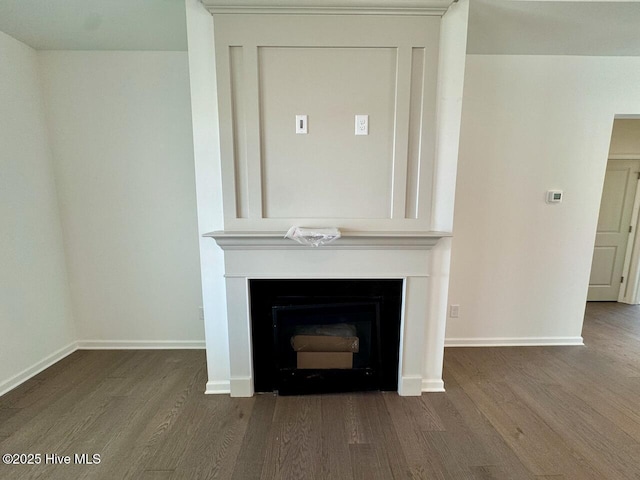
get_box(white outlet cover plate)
[355,114,368,135]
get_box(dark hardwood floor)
[1,302,640,479]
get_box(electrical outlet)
[449,304,459,318]
[199,306,204,321]
[355,114,368,135]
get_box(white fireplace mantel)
[205,230,451,250]
[207,230,451,397]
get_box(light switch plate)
[296,115,308,134]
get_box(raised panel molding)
[259,46,396,219]
[213,14,441,232]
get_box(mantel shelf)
[204,230,451,250]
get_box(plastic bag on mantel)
[284,226,341,247]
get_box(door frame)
[610,154,640,304]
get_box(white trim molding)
[608,154,640,161]
[202,0,453,16]
[0,342,77,398]
[77,340,206,350]
[422,378,445,392]
[444,337,584,347]
[206,380,231,394]
[399,375,423,396]
[229,376,254,397]
[205,230,450,250]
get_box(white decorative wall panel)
[213,14,440,231]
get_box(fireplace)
[190,4,463,398]
[205,231,449,397]
[250,279,402,395]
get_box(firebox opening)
[250,279,403,395]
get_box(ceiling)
[0,0,187,51]
[1,0,639,55]
[467,0,640,56]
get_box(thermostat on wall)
[546,190,563,203]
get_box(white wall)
[447,55,640,345]
[39,51,205,346]
[0,31,76,395]
[185,0,230,392]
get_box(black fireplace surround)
[250,279,403,395]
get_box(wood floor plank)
[93,359,208,479]
[526,349,640,443]
[428,392,496,469]
[140,370,223,472]
[0,408,21,427]
[0,351,132,439]
[445,358,599,479]
[510,379,640,480]
[0,350,91,409]
[421,430,476,480]
[440,371,536,480]
[468,465,511,480]
[383,393,446,471]
[320,395,354,480]
[358,393,411,479]
[260,396,322,480]
[231,394,276,480]
[173,396,254,479]
[408,464,449,480]
[140,470,176,479]
[0,353,137,451]
[111,385,197,473]
[343,393,373,444]
[349,443,392,480]
[383,392,445,432]
[306,393,364,447]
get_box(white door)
[588,160,640,301]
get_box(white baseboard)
[422,378,445,392]
[398,375,423,396]
[205,380,231,394]
[0,342,78,398]
[77,340,206,349]
[229,376,254,397]
[399,376,446,395]
[444,336,584,347]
